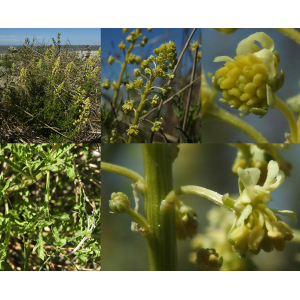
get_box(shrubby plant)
[101,28,201,143]
[0,34,101,143]
[0,143,100,271]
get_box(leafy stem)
[112,42,135,108]
[128,77,154,143]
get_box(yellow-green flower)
[118,41,126,50]
[151,118,163,132]
[122,100,135,115]
[226,160,296,257]
[134,77,143,88]
[127,124,139,136]
[102,78,110,90]
[108,55,115,65]
[212,32,284,117]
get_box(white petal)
[237,167,261,192]
[254,49,277,81]
[214,56,234,63]
[236,32,275,55]
[236,204,253,227]
[263,161,285,191]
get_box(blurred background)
[101,143,300,270]
[202,28,300,143]
[101,28,202,142]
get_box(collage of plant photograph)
[1,27,300,274]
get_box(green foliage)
[0,143,100,271]
[0,34,100,142]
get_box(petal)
[272,209,297,223]
[236,204,253,227]
[254,49,277,81]
[236,32,275,55]
[237,167,261,192]
[263,160,285,191]
[214,56,234,63]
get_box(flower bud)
[141,60,149,69]
[108,55,115,65]
[109,192,130,213]
[134,68,141,77]
[144,68,152,76]
[135,56,142,64]
[118,41,126,50]
[196,248,223,271]
[101,78,110,90]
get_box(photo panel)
[101,28,201,143]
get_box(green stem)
[2,197,11,258]
[6,171,47,195]
[101,162,145,193]
[112,42,135,108]
[142,144,177,271]
[275,96,298,142]
[164,185,235,209]
[203,105,269,143]
[277,28,300,46]
[128,78,154,143]
[127,208,151,232]
[45,171,50,213]
[297,116,300,142]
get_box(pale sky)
[0,28,100,46]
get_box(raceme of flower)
[212,32,285,117]
[225,160,296,257]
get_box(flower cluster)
[150,95,160,107]
[212,32,284,117]
[126,124,139,136]
[153,41,178,71]
[127,53,141,64]
[151,118,163,132]
[226,160,296,257]
[122,100,135,115]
